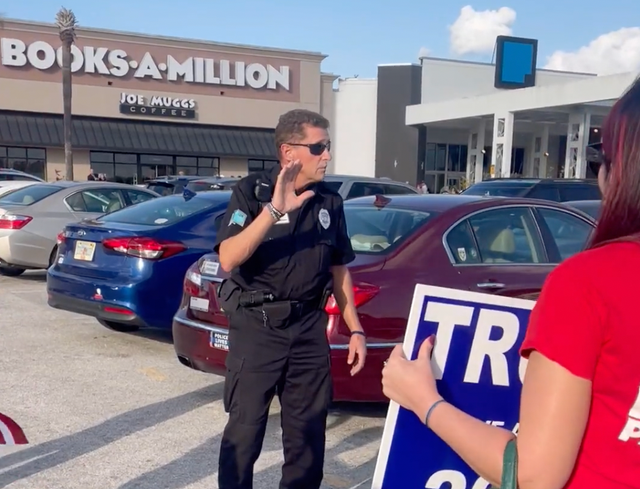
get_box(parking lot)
[0,272,385,489]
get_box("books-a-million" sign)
[0,38,291,91]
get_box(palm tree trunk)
[62,40,73,181]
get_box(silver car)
[0,181,159,276]
[0,181,38,197]
[321,174,418,199]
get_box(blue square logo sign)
[371,284,536,489]
[494,35,538,89]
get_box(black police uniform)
[213,164,355,489]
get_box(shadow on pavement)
[115,410,383,489]
[116,412,279,489]
[3,270,47,282]
[329,402,388,419]
[0,384,222,488]
[127,327,174,345]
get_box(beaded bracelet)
[424,398,446,428]
[266,202,284,222]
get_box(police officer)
[214,109,367,489]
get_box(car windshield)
[0,184,61,205]
[463,182,536,197]
[96,194,227,226]
[344,206,436,253]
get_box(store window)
[423,143,468,193]
[90,152,138,184]
[176,157,220,177]
[89,152,221,184]
[248,159,279,174]
[0,146,47,180]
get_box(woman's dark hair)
[588,76,640,247]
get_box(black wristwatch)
[350,330,366,338]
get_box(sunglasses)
[287,141,331,156]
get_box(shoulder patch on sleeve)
[229,209,247,227]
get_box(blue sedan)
[47,190,232,331]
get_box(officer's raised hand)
[271,160,315,214]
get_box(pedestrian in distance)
[214,109,368,489]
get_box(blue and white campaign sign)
[371,284,536,489]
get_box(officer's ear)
[280,143,295,164]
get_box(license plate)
[73,240,96,262]
[190,297,209,312]
[210,332,228,351]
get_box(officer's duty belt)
[238,290,324,317]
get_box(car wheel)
[49,246,58,268]
[97,319,140,332]
[0,266,26,277]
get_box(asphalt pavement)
[0,271,386,489]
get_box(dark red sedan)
[172,194,596,402]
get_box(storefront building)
[333,36,638,192]
[0,19,337,182]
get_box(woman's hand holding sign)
[382,335,442,423]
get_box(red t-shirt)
[521,241,640,489]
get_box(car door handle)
[477,282,506,289]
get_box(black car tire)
[49,246,58,268]
[98,319,140,332]
[0,266,26,277]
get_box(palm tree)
[55,7,78,181]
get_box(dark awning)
[0,111,277,159]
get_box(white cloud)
[544,27,640,75]
[449,5,516,56]
[418,46,431,59]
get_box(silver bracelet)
[266,202,283,222]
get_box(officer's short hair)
[275,109,330,158]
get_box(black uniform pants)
[218,305,332,489]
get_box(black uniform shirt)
[214,165,355,302]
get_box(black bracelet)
[351,330,366,337]
[424,399,446,428]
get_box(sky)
[2,0,640,79]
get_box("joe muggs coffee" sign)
[119,92,197,119]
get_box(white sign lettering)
[119,92,196,109]
[619,384,640,444]
[424,301,527,387]
[425,469,490,489]
[0,38,291,91]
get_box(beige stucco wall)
[0,20,330,129]
[45,148,90,181]
[219,157,249,177]
[1,20,340,179]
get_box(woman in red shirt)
[382,77,640,489]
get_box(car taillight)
[324,282,380,315]
[184,269,202,296]
[0,214,32,230]
[102,237,186,260]
[56,232,65,245]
